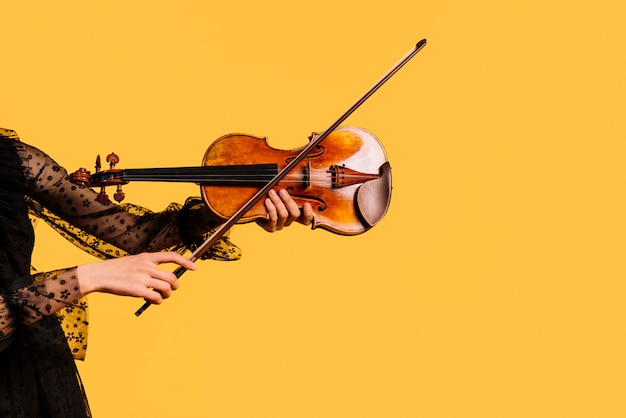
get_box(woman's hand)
[256,189,314,232]
[76,252,196,304]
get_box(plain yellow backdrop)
[3,1,626,417]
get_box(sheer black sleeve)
[17,141,241,260]
[0,269,84,351]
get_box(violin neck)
[118,164,279,185]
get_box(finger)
[146,278,174,299]
[261,193,279,232]
[277,189,301,227]
[140,271,178,304]
[267,189,291,230]
[143,289,165,305]
[150,252,196,271]
[148,269,180,292]
[130,282,165,304]
[298,202,314,226]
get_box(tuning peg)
[114,184,125,202]
[96,190,110,205]
[106,152,120,169]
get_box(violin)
[70,126,391,235]
[69,39,426,316]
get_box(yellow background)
[3,1,626,417]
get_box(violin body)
[202,126,392,235]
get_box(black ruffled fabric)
[0,128,241,417]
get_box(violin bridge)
[303,161,311,188]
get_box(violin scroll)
[69,152,128,204]
[69,167,92,188]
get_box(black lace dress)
[0,129,241,417]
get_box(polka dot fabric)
[0,128,241,417]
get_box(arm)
[0,141,201,351]
[0,140,312,348]
[21,141,312,255]
[0,252,195,349]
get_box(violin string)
[122,176,370,184]
[126,173,371,181]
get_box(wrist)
[75,263,100,295]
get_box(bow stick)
[135,39,427,316]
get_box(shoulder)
[0,129,65,182]
[0,130,63,184]
[0,128,20,141]
[0,128,53,160]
